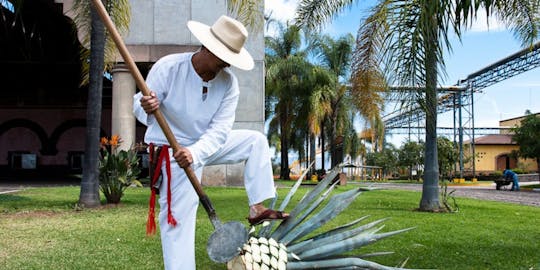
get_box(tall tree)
[306,66,335,172]
[437,137,459,180]
[512,110,540,181]
[296,0,540,211]
[73,0,131,207]
[266,24,312,179]
[310,34,355,168]
[398,140,424,180]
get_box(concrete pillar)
[111,63,136,151]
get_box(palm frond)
[227,0,263,33]
[73,0,131,85]
[279,188,363,245]
[295,0,356,30]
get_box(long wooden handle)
[90,0,217,220]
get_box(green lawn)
[0,185,539,270]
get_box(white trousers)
[157,129,276,270]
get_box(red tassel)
[146,189,157,235]
[146,143,160,235]
[164,145,178,227]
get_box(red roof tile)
[472,134,516,145]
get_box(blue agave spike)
[309,215,372,240]
[280,188,362,245]
[286,257,413,270]
[279,160,315,211]
[289,226,382,256]
[288,217,389,254]
[259,161,315,238]
[286,216,371,252]
[357,251,396,258]
[297,227,414,261]
[270,166,341,239]
[371,227,417,241]
[290,166,341,216]
[287,215,369,249]
[270,180,339,241]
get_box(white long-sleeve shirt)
[133,52,239,169]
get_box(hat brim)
[188,20,254,71]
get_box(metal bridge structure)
[383,42,540,177]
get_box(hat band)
[210,27,241,54]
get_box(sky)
[264,0,540,147]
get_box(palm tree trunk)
[79,5,105,208]
[320,121,325,171]
[310,133,316,177]
[537,159,540,183]
[330,106,340,168]
[279,108,290,180]
[419,24,440,211]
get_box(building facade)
[0,0,265,186]
[469,114,538,174]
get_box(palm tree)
[296,0,540,211]
[266,23,312,179]
[307,66,335,172]
[73,0,131,207]
[309,34,356,168]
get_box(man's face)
[196,47,232,81]
[206,49,230,74]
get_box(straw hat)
[187,15,254,71]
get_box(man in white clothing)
[133,15,288,269]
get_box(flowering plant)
[99,135,142,204]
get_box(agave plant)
[228,164,416,270]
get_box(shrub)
[99,135,142,204]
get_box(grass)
[0,185,539,270]
[523,184,540,189]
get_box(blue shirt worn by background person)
[503,169,520,191]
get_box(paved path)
[363,182,540,207]
[0,177,81,194]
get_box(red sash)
[146,144,178,235]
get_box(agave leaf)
[351,251,396,258]
[270,166,342,239]
[279,160,315,211]
[296,165,341,207]
[307,215,372,241]
[371,227,416,241]
[288,225,383,262]
[297,227,415,261]
[270,180,339,241]
[280,188,362,245]
[286,257,412,270]
[288,217,389,254]
[259,161,314,237]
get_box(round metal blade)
[207,221,248,263]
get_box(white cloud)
[264,0,298,36]
[265,0,298,23]
[466,8,505,33]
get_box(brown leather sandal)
[247,209,288,226]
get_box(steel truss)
[384,42,540,177]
